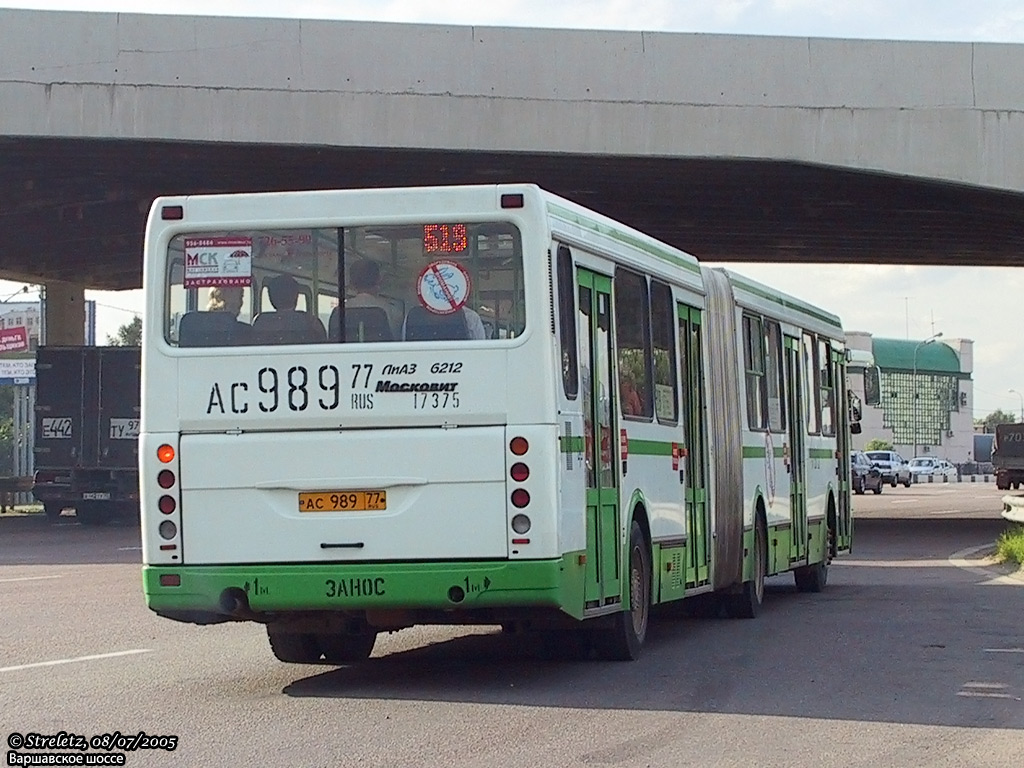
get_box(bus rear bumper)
[143,555,586,624]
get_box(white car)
[907,457,958,482]
[864,450,912,487]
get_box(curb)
[948,543,1024,585]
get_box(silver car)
[864,450,912,487]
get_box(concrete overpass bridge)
[2,8,1024,342]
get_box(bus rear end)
[140,185,567,662]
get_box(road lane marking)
[117,547,142,551]
[0,649,151,673]
[0,575,63,583]
[957,682,1022,700]
[985,648,1024,654]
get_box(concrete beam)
[3,9,1024,192]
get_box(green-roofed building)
[846,331,975,465]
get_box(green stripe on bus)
[548,203,702,276]
[726,273,843,330]
[559,436,585,453]
[628,439,674,456]
[742,446,787,458]
[809,448,835,459]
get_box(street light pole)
[913,332,943,457]
[1010,389,1024,423]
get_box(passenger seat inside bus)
[178,311,255,347]
[403,306,469,341]
[328,307,393,343]
[251,311,327,345]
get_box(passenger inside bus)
[252,274,327,345]
[619,374,644,416]
[333,259,403,342]
[403,303,488,341]
[178,285,254,347]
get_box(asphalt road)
[1,489,1021,768]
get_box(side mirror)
[850,422,862,435]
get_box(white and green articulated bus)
[141,184,860,662]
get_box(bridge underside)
[3,136,1023,292]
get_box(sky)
[3,1,1024,418]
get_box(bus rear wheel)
[594,519,650,661]
[726,517,766,619]
[267,626,321,664]
[316,631,377,664]
[794,559,828,592]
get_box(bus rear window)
[164,222,525,347]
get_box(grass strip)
[996,525,1024,566]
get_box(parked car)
[864,450,912,488]
[851,451,884,495]
[907,457,959,482]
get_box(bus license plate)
[298,491,387,512]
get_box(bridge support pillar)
[41,280,85,345]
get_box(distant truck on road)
[992,422,1024,491]
[32,346,141,524]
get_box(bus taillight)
[157,444,175,463]
[511,513,531,534]
[510,462,530,482]
[157,470,175,489]
[158,495,176,514]
[510,437,529,456]
[511,489,530,508]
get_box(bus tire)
[267,627,321,664]
[317,631,377,664]
[43,503,63,521]
[595,519,650,661]
[794,558,828,593]
[726,517,766,619]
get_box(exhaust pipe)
[218,587,260,620]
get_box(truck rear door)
[34,347,85,469]
[97,346,141,468]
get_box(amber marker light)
[157,444,175,463]
[509,437,529,456]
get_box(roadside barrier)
[911,474,993,484]
[1002,495,1024,523]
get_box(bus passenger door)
[784,337,808,563]
[833,351,853,552]
[577,269,621,608]
[678,304,711,587]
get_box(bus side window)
[614,268,652,419]
[178,311,254,347]
[556,245,578,399]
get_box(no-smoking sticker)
[416,260,472,315]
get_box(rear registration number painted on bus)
[298,491,387,512]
